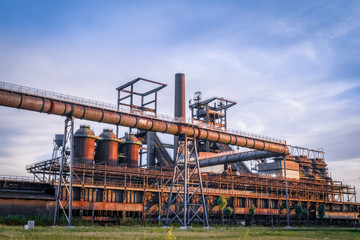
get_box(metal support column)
[283,156,291,228]
[53,116,75,228]
[165,135,210,228]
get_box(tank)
[74,125,97,165]
[96,129,121,166]
[124,132,142,168]
[54,134,64,148]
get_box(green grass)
[0,225,359,240]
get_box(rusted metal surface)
[96,129,121,166]
[124,133,142,167]
[69,201,143,211]
[324,211,358,220]
[0,198,55,217]
[234,208,278,215]
[1,164,359,222]
[74,125,96,164]
[0,88,289,154]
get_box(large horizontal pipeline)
[198,151,280,168]
[0,89,289,154]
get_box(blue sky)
[0,0,359,198]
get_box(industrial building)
[0,74,358,227]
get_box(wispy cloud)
[0,0,359,198]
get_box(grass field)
[0,225,359,240]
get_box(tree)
[224,206,234,225]
[317,203,325,225]
[217,195,227,225]
[249,204,256,225]
[295,205,303,225]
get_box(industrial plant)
[0,74,358,227]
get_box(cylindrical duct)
[0,88,289,155]
[198,151,280,168]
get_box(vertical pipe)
[129,85,134,133]
[116,90,120,138]
[174,73,185,159]
[155,91,158,114]
[283,156,291,228]
[68,117,74,228]
[157,181,161,228]
[147,132,155,168]
[269,193,273,230]
[183,136,188,228]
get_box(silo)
[74,125,97,165]
[96,128,121,166]
[124,132,142,168]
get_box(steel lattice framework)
[165,135,210,228]
[53,116,74,228]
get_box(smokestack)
[174,73,186,120]
[174,73,186,160]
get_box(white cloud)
[0,0,359,199]
[268,20,304,37]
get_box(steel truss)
[165,135,210,228]
[53,116,74,228]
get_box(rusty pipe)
[0,89,289,154]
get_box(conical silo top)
[74,125,96,138]
[99,128,121,142]
[125,132,142,146]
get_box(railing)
[26,157,60,171]
[0,174,40,183]
[288,145,325,158]
[0,81,286,144]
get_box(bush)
[295,205,303,217]
[58,214,68,225]
[217,196,227,211]
[119,216,139,226]
[249,204,256,217]
[224,206,234,216]
[317,204,325,219]
[33,214,53,226]
[0,214,53,226]
[302,208,308,217]
[5,214,26,225]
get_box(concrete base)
[179,226,192,230]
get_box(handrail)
[0,174,41,183]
